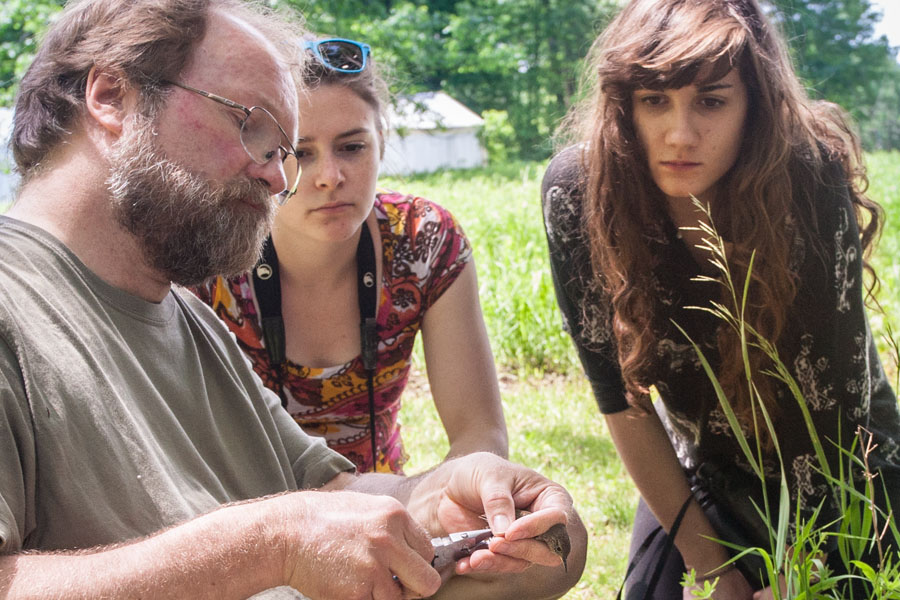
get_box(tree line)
[2,0,899,157]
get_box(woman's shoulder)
[542,144,589,201]
[542,146,589,250]
[788,152,855,239]
[375,189,462,235]
[375,188,448,212]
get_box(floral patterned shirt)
[541,146,900,528]
[194,191,472,473]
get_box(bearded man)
[0,1,585,598]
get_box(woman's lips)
[313,202,353,212]
[660,161,701,171]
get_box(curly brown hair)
[559,0,883,439]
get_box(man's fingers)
[401,520,435,565]
[389,547,441,599]
[479,487,517,534]
[454,549,532,575]
[504,508,567,541]
[372,573,405,600]
[488,537,565,568]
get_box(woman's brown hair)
[559,0,882,440]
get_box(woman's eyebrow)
[697,83,733,93]
[296,128,369,143]
[335,128,370,139]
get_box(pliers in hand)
[430,528,494,571]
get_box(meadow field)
[381,150,900,598]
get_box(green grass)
[867,151,900,385]
[383,151,900,597]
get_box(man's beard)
[106,116,275,287]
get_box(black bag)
[689,461,775,590]
[617,462,774,599]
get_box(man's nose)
[246,155,289,195]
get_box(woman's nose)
[664,107,700,148]
[315,153,345,190]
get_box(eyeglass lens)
[240,107,300,196]
[318,40,366,71]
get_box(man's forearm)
[0,498,283,599]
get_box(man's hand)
[406,452,577,577]
[272,491,442,600]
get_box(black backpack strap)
[617,492,693,600]
[357,223,378,368]
[252,226,380,464]
[252,236,286,405]
[356,222,379,470]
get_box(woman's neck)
[270,223,361,289]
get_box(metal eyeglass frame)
[162,80,301,200]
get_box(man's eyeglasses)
[303,38,371,73]
[163,80,300,202]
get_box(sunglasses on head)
[303,38,371,73]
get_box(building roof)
[390,91,483,131]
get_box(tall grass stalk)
[676,199,899,598]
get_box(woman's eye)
[342,142,367,153]
[699,97,725,109]
[638,95,665,106]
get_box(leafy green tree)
[859,60,900,150]
[294,0,614,158]
[0,0,64,106]
[769,0,898,149]
[440,0,616,158]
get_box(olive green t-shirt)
[0,217,354,554]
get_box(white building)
[381,91,486,176]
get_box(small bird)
[534,521,571,572]
[517,510,571,572]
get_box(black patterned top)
[541,145,900,525]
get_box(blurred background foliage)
[1,0,899,158]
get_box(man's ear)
[84,67,139,136]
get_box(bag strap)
[253,237,286,405]
[356,223,379,470]
[616,492,693,600]
[252,224,379,444]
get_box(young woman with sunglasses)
[542,1,900,598]
[194,39,507,474]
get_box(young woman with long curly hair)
[542,0,900,597]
